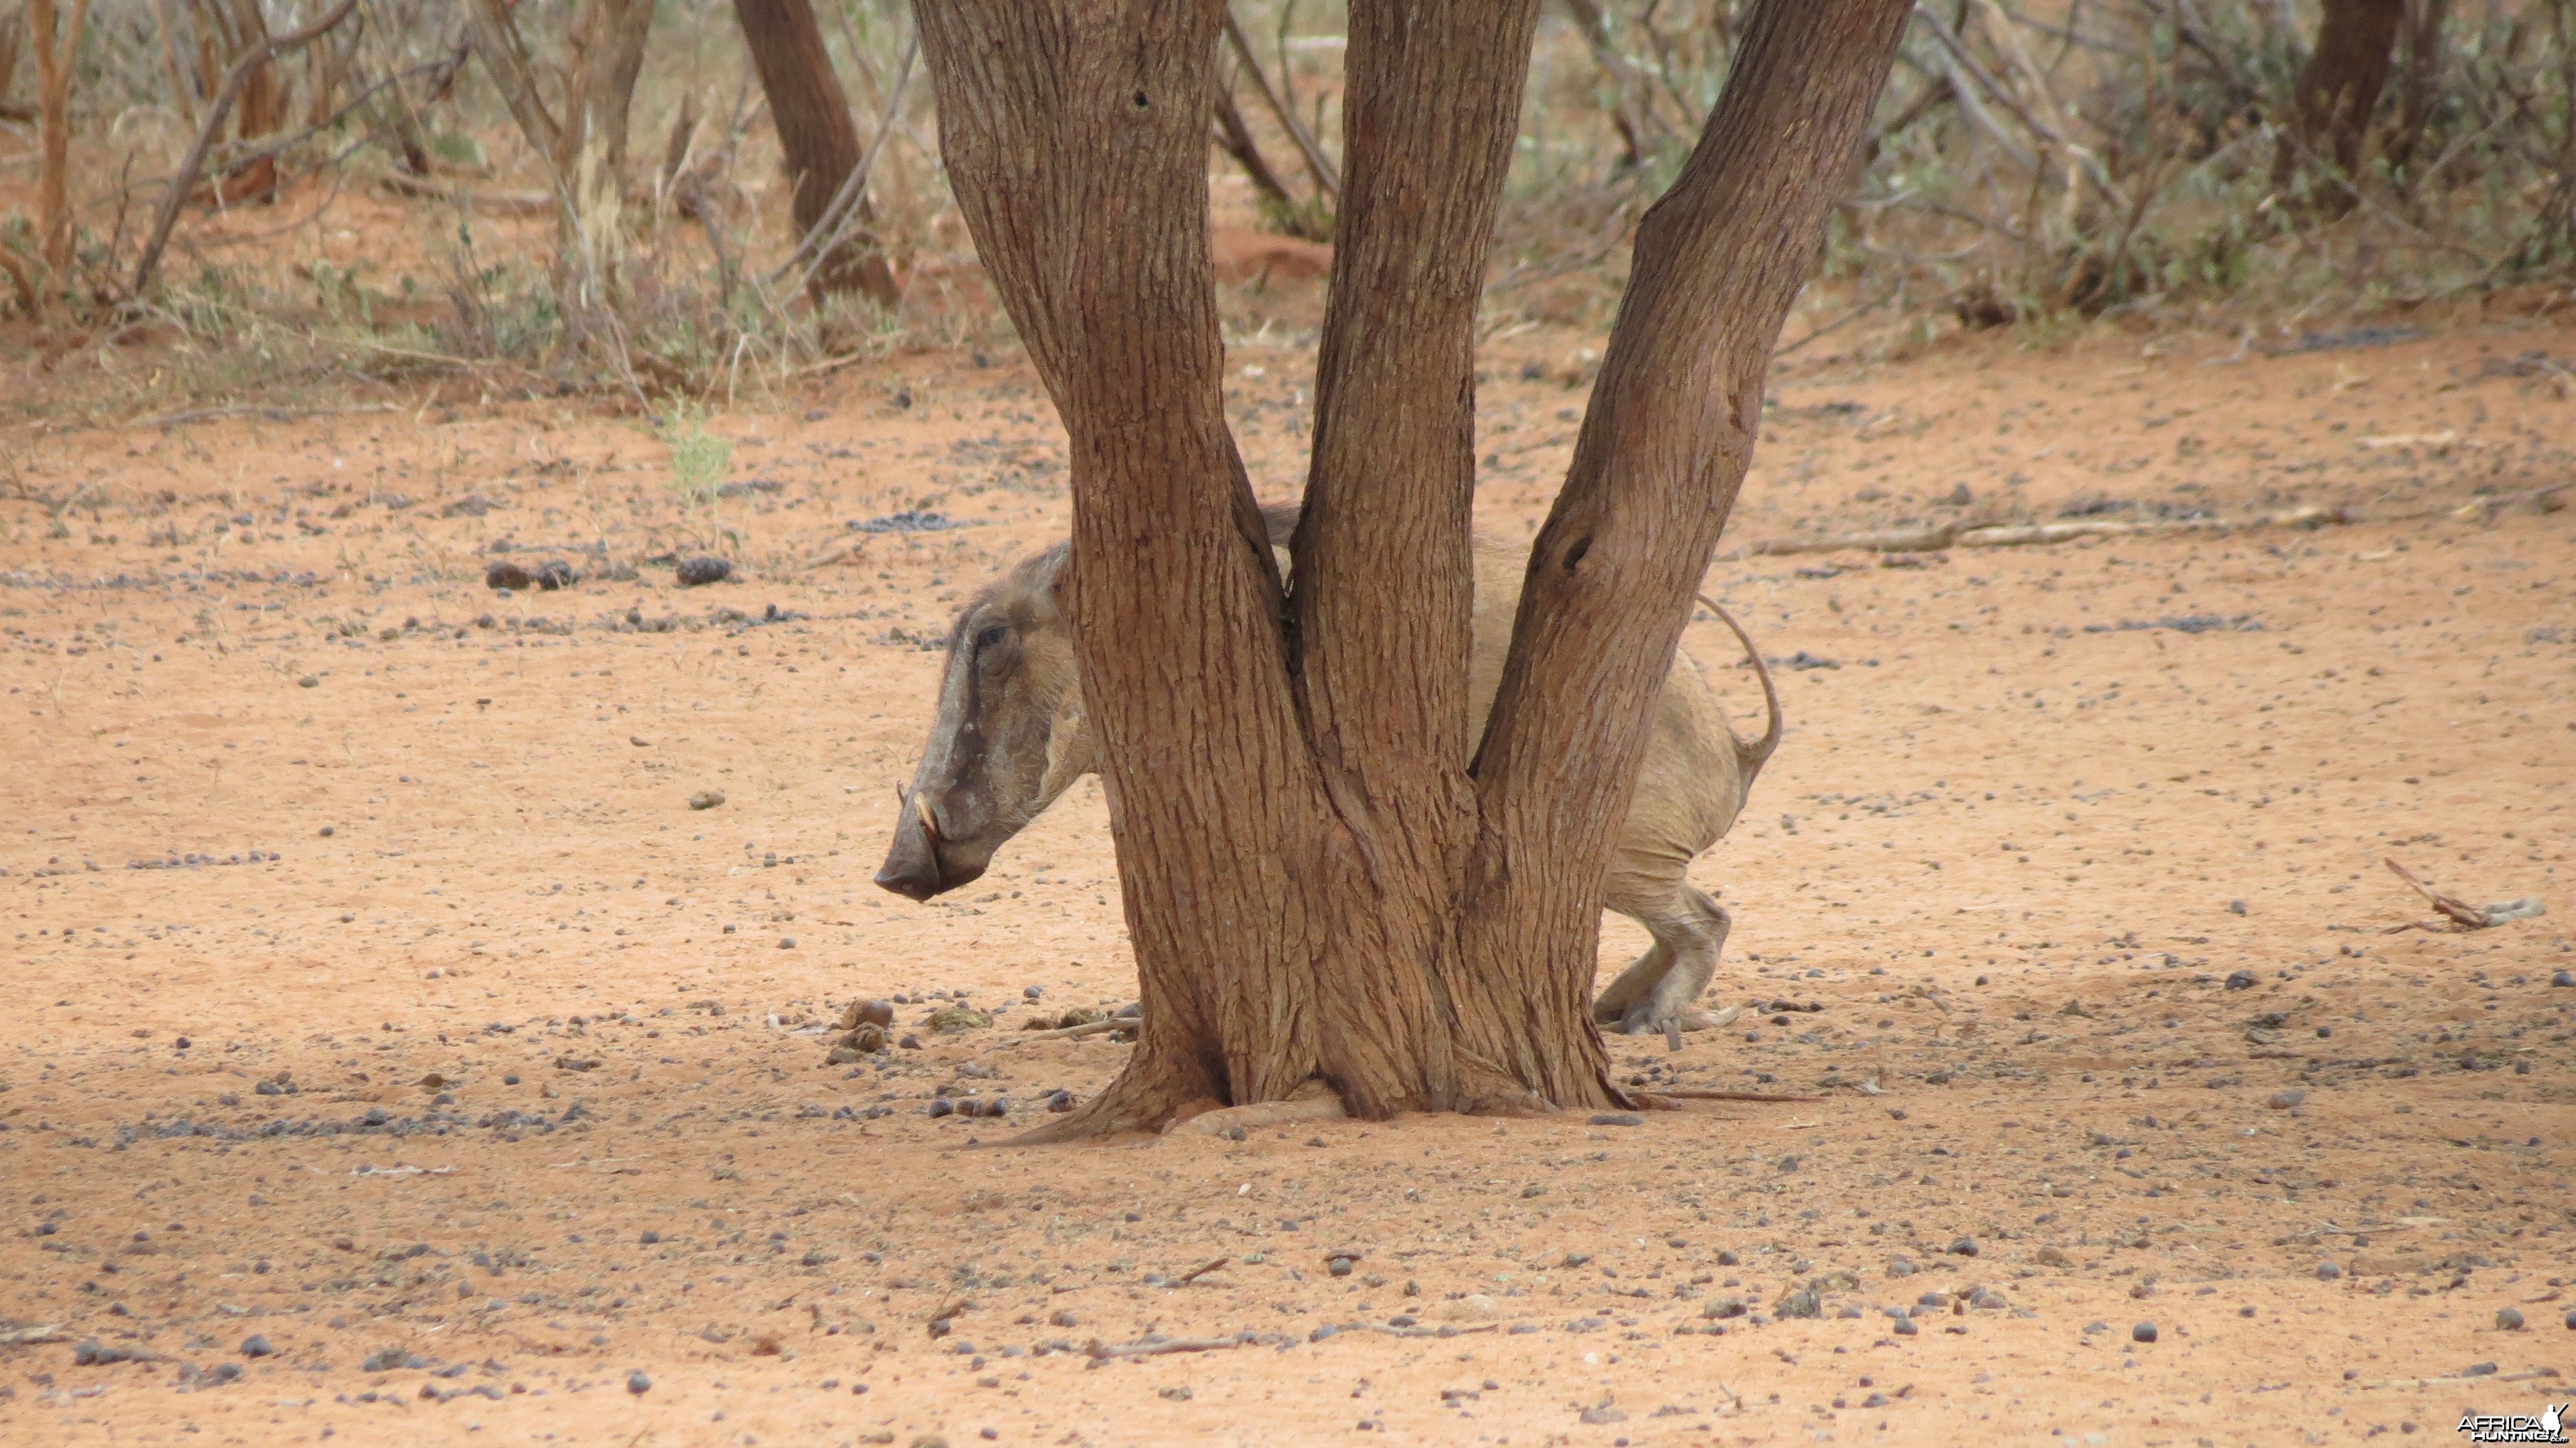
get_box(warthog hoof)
[1607,1004,1740,1036]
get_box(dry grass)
[3,0,2573,415]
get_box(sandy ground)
[3,307,2573,1448]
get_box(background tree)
[914,0,1910,1139]
[732,0,900,310]
[26,0,88,278]
[2278,0,2405,213]
[463,0,654,318]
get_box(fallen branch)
[1085,1330,1258,1362]
[987,1018,1128,1047]
[0,1324,70,1347]
[131,0,362,297]
[2382,857,2544,931]
[1175,1256,1233,1285]
[1635,1089,1824,1104]
[375,172,553,215]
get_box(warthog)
[875,506,1783,1036]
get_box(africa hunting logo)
[2458,1404,2568,1445]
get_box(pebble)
[2564,1308,2576,1330]
[2132,1322,2157,1344]
[1891,1317,1917,1336]
[2266,1090,2305,1110]
[2464,1361,2498,1377]
[627,1370,652,1395]
[1587,1112,1644,1127]
[240,1334,274,1357]
[2496,1308,2524,1331]
[676,557,732,587]
[532,560,576,590]
[688,789,726,811]
[485,561,533,591]
[1949,1237,1979,1257]
[298,674,320,689]
[2552,970,2575,988]
[2224,971,2257,990]
[2316,1261,2342,1281]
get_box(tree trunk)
[731,0,899,309]
[2384,0,2451,180]
[28,0,89,276]
[463,0,652,314]
[916,0,1908,1138]
[2279,0,2403,211]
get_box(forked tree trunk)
[916,0,1908,1138]
[463,0,652,313]
[731,0,900,309]
[2279,0,2403,211]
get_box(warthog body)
[875,506,1782,1035]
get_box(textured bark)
[2280,0,2403,209]
[732,0,900,308]
[1454,0,1910,1101]
[1287,0,1546,1115]
[915,0,1908,1138]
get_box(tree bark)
[732,0,899,309]
[916,0,1907,1138]
[2279,0,2403,210]
[28,0,89,275]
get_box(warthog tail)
[1695,592,1783,783]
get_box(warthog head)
[873,544,1094,900]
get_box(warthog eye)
[973,624,1009,653]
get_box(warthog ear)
[1036,688,1096,806]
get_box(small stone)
[532,560,576,590]
[1716,1250,1739,1266]
[298,674,320,689]
[688,789,726,811]
[676,556,732,587]
[1775,1289,1821,1319]
[778,937,796,950]
[2497,1308,2527,1330]
[927,1099,954,1119]
[2562,1308,2576,1330]
[2132,1322,2157,1344]
[2552,970,2575,988]
[2463,1361,2497,1377]
[1328,1255,1356,1277]
[485,561,533,591]
[1892,1317,1917,1336]
[2224,970,2257,990]
[627,1370,651,1395]
[2228,899,2248,915]
[1949,1237,1979,1257]
[2316,1261,2342,1281]
[1588,1112,1645,1127]
[2267,1090,2306,1110]
[240,1334,274,1357]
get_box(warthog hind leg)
[1599,885,1733,1037]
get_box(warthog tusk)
[914,792,940,842]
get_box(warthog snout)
[873,793,986,901]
